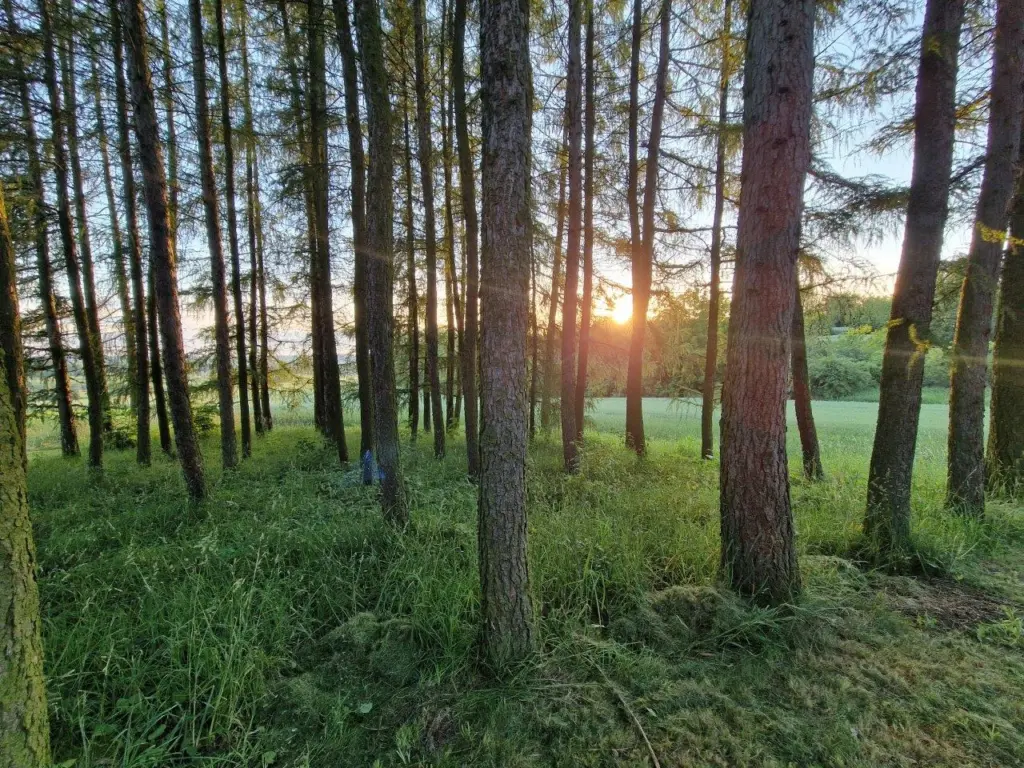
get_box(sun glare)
[611,295,632,325]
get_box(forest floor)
[29,398,1024,767]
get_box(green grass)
[29,398,1024,766]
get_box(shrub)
[807,354,873,399]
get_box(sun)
[611,295,633,325]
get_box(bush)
[808,354,873,399]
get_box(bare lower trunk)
[124,0,206,499]
[623,0,643,452]
[947,0,1024,515]
[573,3,595,442]
[529,237,539,440]
[0,185,26,456]
[866,0,965,554]
[147,264,173,456]
[540,131,567,434]
[404,97,420,437]
[792,276,823,480]
[720,0,813,604]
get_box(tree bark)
[720,0,814,604]
[123,0,206,500]
[453,0,478,473]
[355,0,408,523]
[792,275,823,480]
[529,236,539,440]
[560,0,583,472]
[478,0,534,669]
[701,0,731,460]
[988,141,1024,491]
[5,0,78,457]
[540,129,567,434]
[573,1,595,443]
[946,0,1024,516]
[623,0,643,452]
[332,0,372,467]
[0,233,50,763]
[112,0,151,465]
[403,91,420,438]
[40,0,105,468]
[866,0,965,554]
[189,0,237,469]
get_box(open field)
[29,398,1024,766]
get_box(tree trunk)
[540,130,567,434]
[988,141,1024,491]
[308,0,349,464]
[701,0,731,461]
[189,0,237,469]
[529,236,539,440]
[441,3,463,434]
[40,0,105,468]
[112,0,152,465]
[792,275,823,480]
[866,0,965,555]
[453,0,478,473]
[478,0,534,669]
[720,0,814,604]
[333,0,372,467]
[214,0,252,459]
[354,0,408,523]
[59,6,111,435]
[147,266,173,456]
[623,0,643,452]
[90,54,137,414]
[560,0,583,472]
[413,0,446,459]
[947,0,1024,516]
[238,5,264,437]
[403,93,420,438]
[123,0,206,500]
[573,1,595,443]
[0,227,50,763]
[6,0,78,457]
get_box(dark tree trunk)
[866,0,965,554]
[529,236,539,440]
[478,0,534,669]
[6,0,78,457]
[90,54,137,414]
[792,275,823,480]
[701,0,731,461]
[239,6,264,436]
[540,130,567,434]
[147,266,173,456]
[573,2,595,442]
[0,211,50,761]
[414,0,446,459]
[214,0,252,459]
[189,0,237,469]
[988,146,1024,491]
[720,0,814,604]
[947,0,1024,516]
[59,9,111,435]
[560,0,583,472]
[623,0,643,452]
[112,0,151,465]
[333,0,372,467]
[453,0,478,473]
[40,0,105,468]
[123,0,206,500]
[404,95,420,437]
[354,0,408,523]
[308,0,349,464]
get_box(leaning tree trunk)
[0,201,50,762]
[478,0,534,669]
[866,0,965,555]
[308,0,348,464]
[946,0,1024,516]
[988,145,1024,491]
[6,0,78,457]
[574,2,596,443]
[40,0,105,468]
[403,92,420,438]
[701,0,731,460]
[792,274,823,480]
[112,0,152,465]
[413,0,446,459]
[354,0,408,523]
[214,0,252,459]
[333,0,372,467]
[59,10,111,434]
[540,129,567,434]
[560,0,583,472]
[189,0,237,469]
[123,0,206,500]
[453,0,478,473]
[720,0,814,604]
